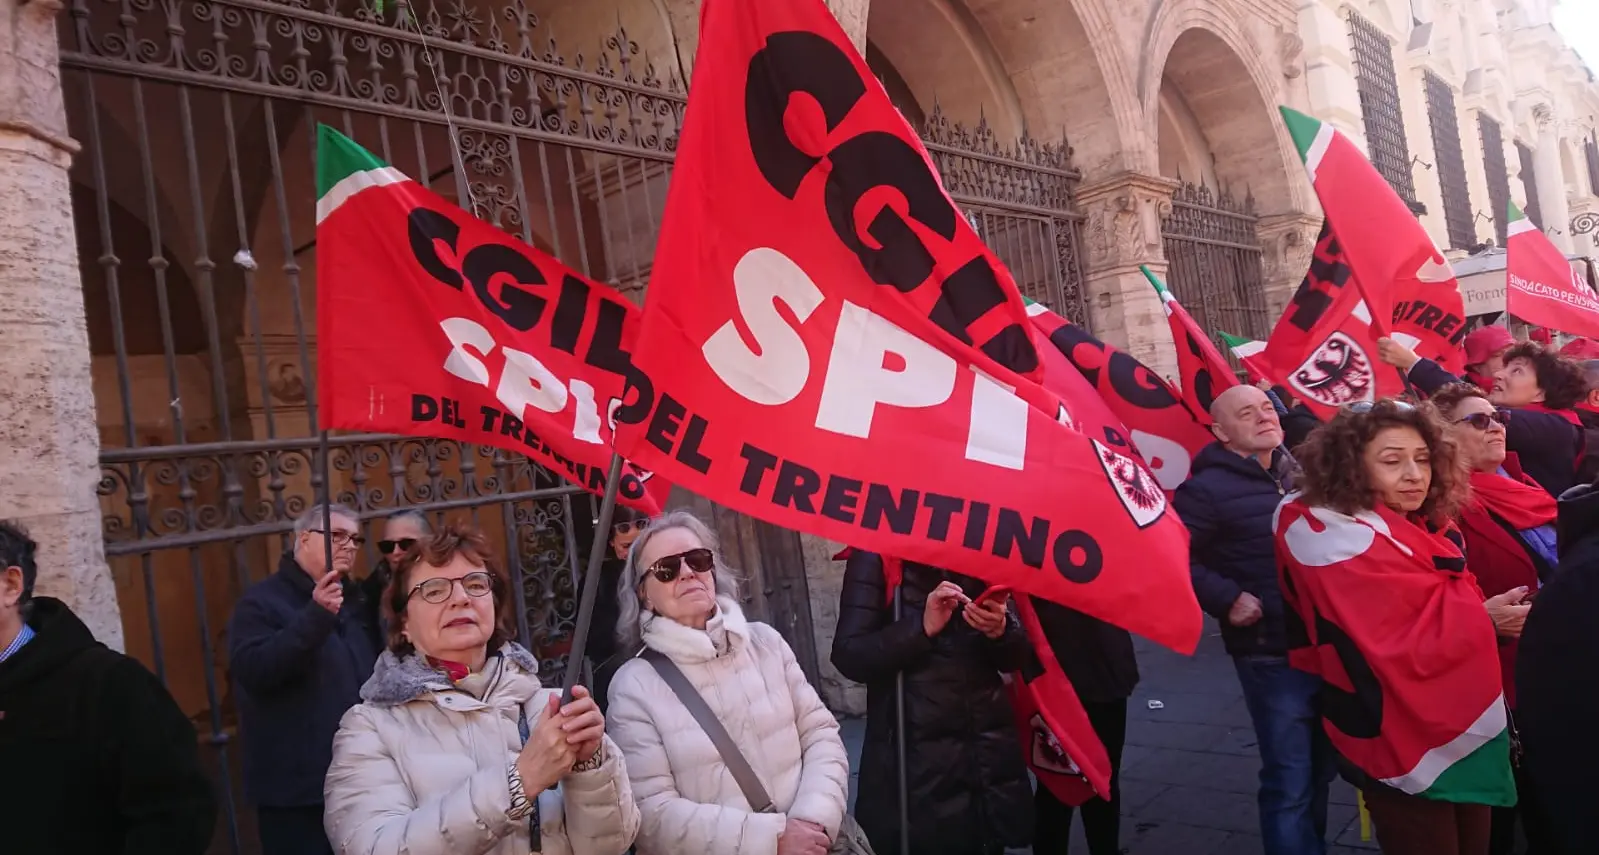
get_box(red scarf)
[426,655,471,682]
[1521,402,1583,427]
[1277,499,1514,803]
[1469,464,1556,530]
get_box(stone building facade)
[2,0,1597,812]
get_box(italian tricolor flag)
[1141,265,1238,419]
[1505,202,1599,339]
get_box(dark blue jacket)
[1410,357,1581,497]
[227,554,381,807]
[1173,442,1296,656]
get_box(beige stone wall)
[0,0,122,649]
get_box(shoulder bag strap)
[641,649,776,812]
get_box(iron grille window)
[1349,12,1423,213]
[1518,141,1543,230]
[1586,134,1599,197]
[1425,72,1475,249]
[1479,114,1512,245]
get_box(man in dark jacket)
[0,520,215,854]
[832,550,1034,855]
[1173,385,1335,855]
[228,503,380,855]
[1517,478,1599,855]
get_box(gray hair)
[289,502,360,548]
[384,509,431,534]
[613,510,740,652]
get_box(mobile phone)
[972,585,1012,608]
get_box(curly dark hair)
[1503,342,1588,410]
[1297,398,1467,525]
[1427,381,1491,417]
[385,521,516,657]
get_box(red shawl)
[1276,498,1514,804]
[1469,462,1556,531]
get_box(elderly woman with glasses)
[605,511,851,855]
[322,521,639,855]
[1279,400,1517,855]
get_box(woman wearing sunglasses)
[1429,383,1556,854]
[605,511,851,855]
[323,521,639,855]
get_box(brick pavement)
[839,619,1382,854]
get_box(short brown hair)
[1503,342,1588,410]
[1427,382,1490,418]
[1297,398,1466,525]
[385,521,516,656]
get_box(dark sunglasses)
[378,538,418,554]
[407,571,495,604]
[1455,411,1510,431]
[613,519,648,537]
[1345,399,1415,414]
[643,548,715,584]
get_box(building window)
[1479,114,1511,245]
[1518,141,1543,231]
[1586,133,1599,197]
[1348,11,1423,214]
[1424,72,1474,249]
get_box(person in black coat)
[583,505,648,712]
[1516,478,1599,855]
[227,503,380,855]
[1173,385,1335,855]
[0,520,215,855]
[1380,337,1588,497]
[1031,603,1139,855]
[831,550,1034,855]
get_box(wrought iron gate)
[1160,182,1269,356]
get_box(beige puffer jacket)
[323,643,639,855]
[607,598,850,855]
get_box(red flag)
[1240,223,1404,420]
[1280,108,1466,374]
[1143,265,1240,419]
[1024,299,1212,492]
[613,0,1201,652]
[1506,203,1599,339]
[314,126,668,513]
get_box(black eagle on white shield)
[1029,713,1085,778]
[1288,331,1375,407]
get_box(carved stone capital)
[1075,173,1180,275]
[1279,28,1305,80]
[0,0,78,156]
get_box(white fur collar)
[640,596,750,665]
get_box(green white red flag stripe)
[1141,264,1238,419]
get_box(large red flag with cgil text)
[1280,107,1467,375]
[1143,265,1240,420]
[614,0,1201,651]
[1506,203,1599,339]
[314,125,669,513]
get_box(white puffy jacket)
[606,598,850,855]
[323,643,639,855]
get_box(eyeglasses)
[642,548,715,584]
[314,529,365,549]
[1345,399,1415,414]
[407,571,495,604]
[613,518,648,537]
[1455,411,1510,431]
[378,538,418,555]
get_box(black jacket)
[831,551,1034,855]
[1033,599,1139,704]
[1173,442,1296,656]
[227,554,381,807]
[1410,358,1582,496]
[1577,408,1599,486]
[0,598,215,855]
[583,555,632,712]
[1517,482,1599,854]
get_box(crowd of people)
[2,329,1599,855]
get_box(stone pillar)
[1075,172,1182,380]
[1533,108,1574,253]
[0,0,124,649]
[666,0,870,82]
[823,0,869,52]
[1257,213,1324,318]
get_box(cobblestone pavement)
[839,619,1382,855]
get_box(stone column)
[666,0,870,82]
[1533,107,1574,253]
[1257,213,1323,319]
[0,0,124,649]
[1075,172,1182,380]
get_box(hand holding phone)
[971,585,1012,609]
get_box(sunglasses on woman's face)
[1455,410,1510,431]
[1345,399,1415,414]
[613,519,647,537]
[378,538,418,555]
[644,547,715,584]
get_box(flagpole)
[894,585,910,855]
[562,452,625,704]
[318,430,335,579]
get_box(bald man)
[1172,385,1335,855]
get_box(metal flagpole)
[561,452,626,703]
[318,431,335,578]
[893,585,910,855]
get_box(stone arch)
[865,0,1026,141]
[1142,11,1311,216]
